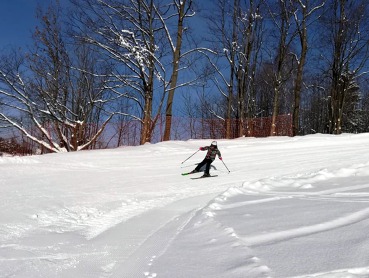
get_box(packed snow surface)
[1,133,369,277]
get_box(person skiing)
[190,141,222,177]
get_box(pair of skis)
[181,172,218,179]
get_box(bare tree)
[266,0,296,136]
[162,0,195,141]
[0,4,115,152]
[72,0,207,144]
[204,0,239,139]
[291,0,325,136]
[205,0,264,138]
[235,0,264,137]
[71,0,167,144]
[321,0,369,134]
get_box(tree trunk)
[163,0,187,141]
[270,86,280,136]
[270,1,289,136]
[292,3,308,136]
[140,91,153,144]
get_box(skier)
[190,141,222,177]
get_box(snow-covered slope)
[1,134,369,277]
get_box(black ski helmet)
[211,141,217,146]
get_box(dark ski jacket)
[201,145,221,161]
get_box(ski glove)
[199,147,204,150]
[219,157,223,160]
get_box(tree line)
[1,0,369,153]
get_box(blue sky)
[0,0,207,50]
[0,0,52,49]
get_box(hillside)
[1,134,369,277]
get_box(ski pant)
[195,158,213,175]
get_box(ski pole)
[181,149,200,164]
[221,159,231,173]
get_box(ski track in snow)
[288,267,369,278]
[202,162,369,277]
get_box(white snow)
[1,133,369,277]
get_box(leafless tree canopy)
[1,0,369,153]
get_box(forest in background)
[1,0,369,155]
